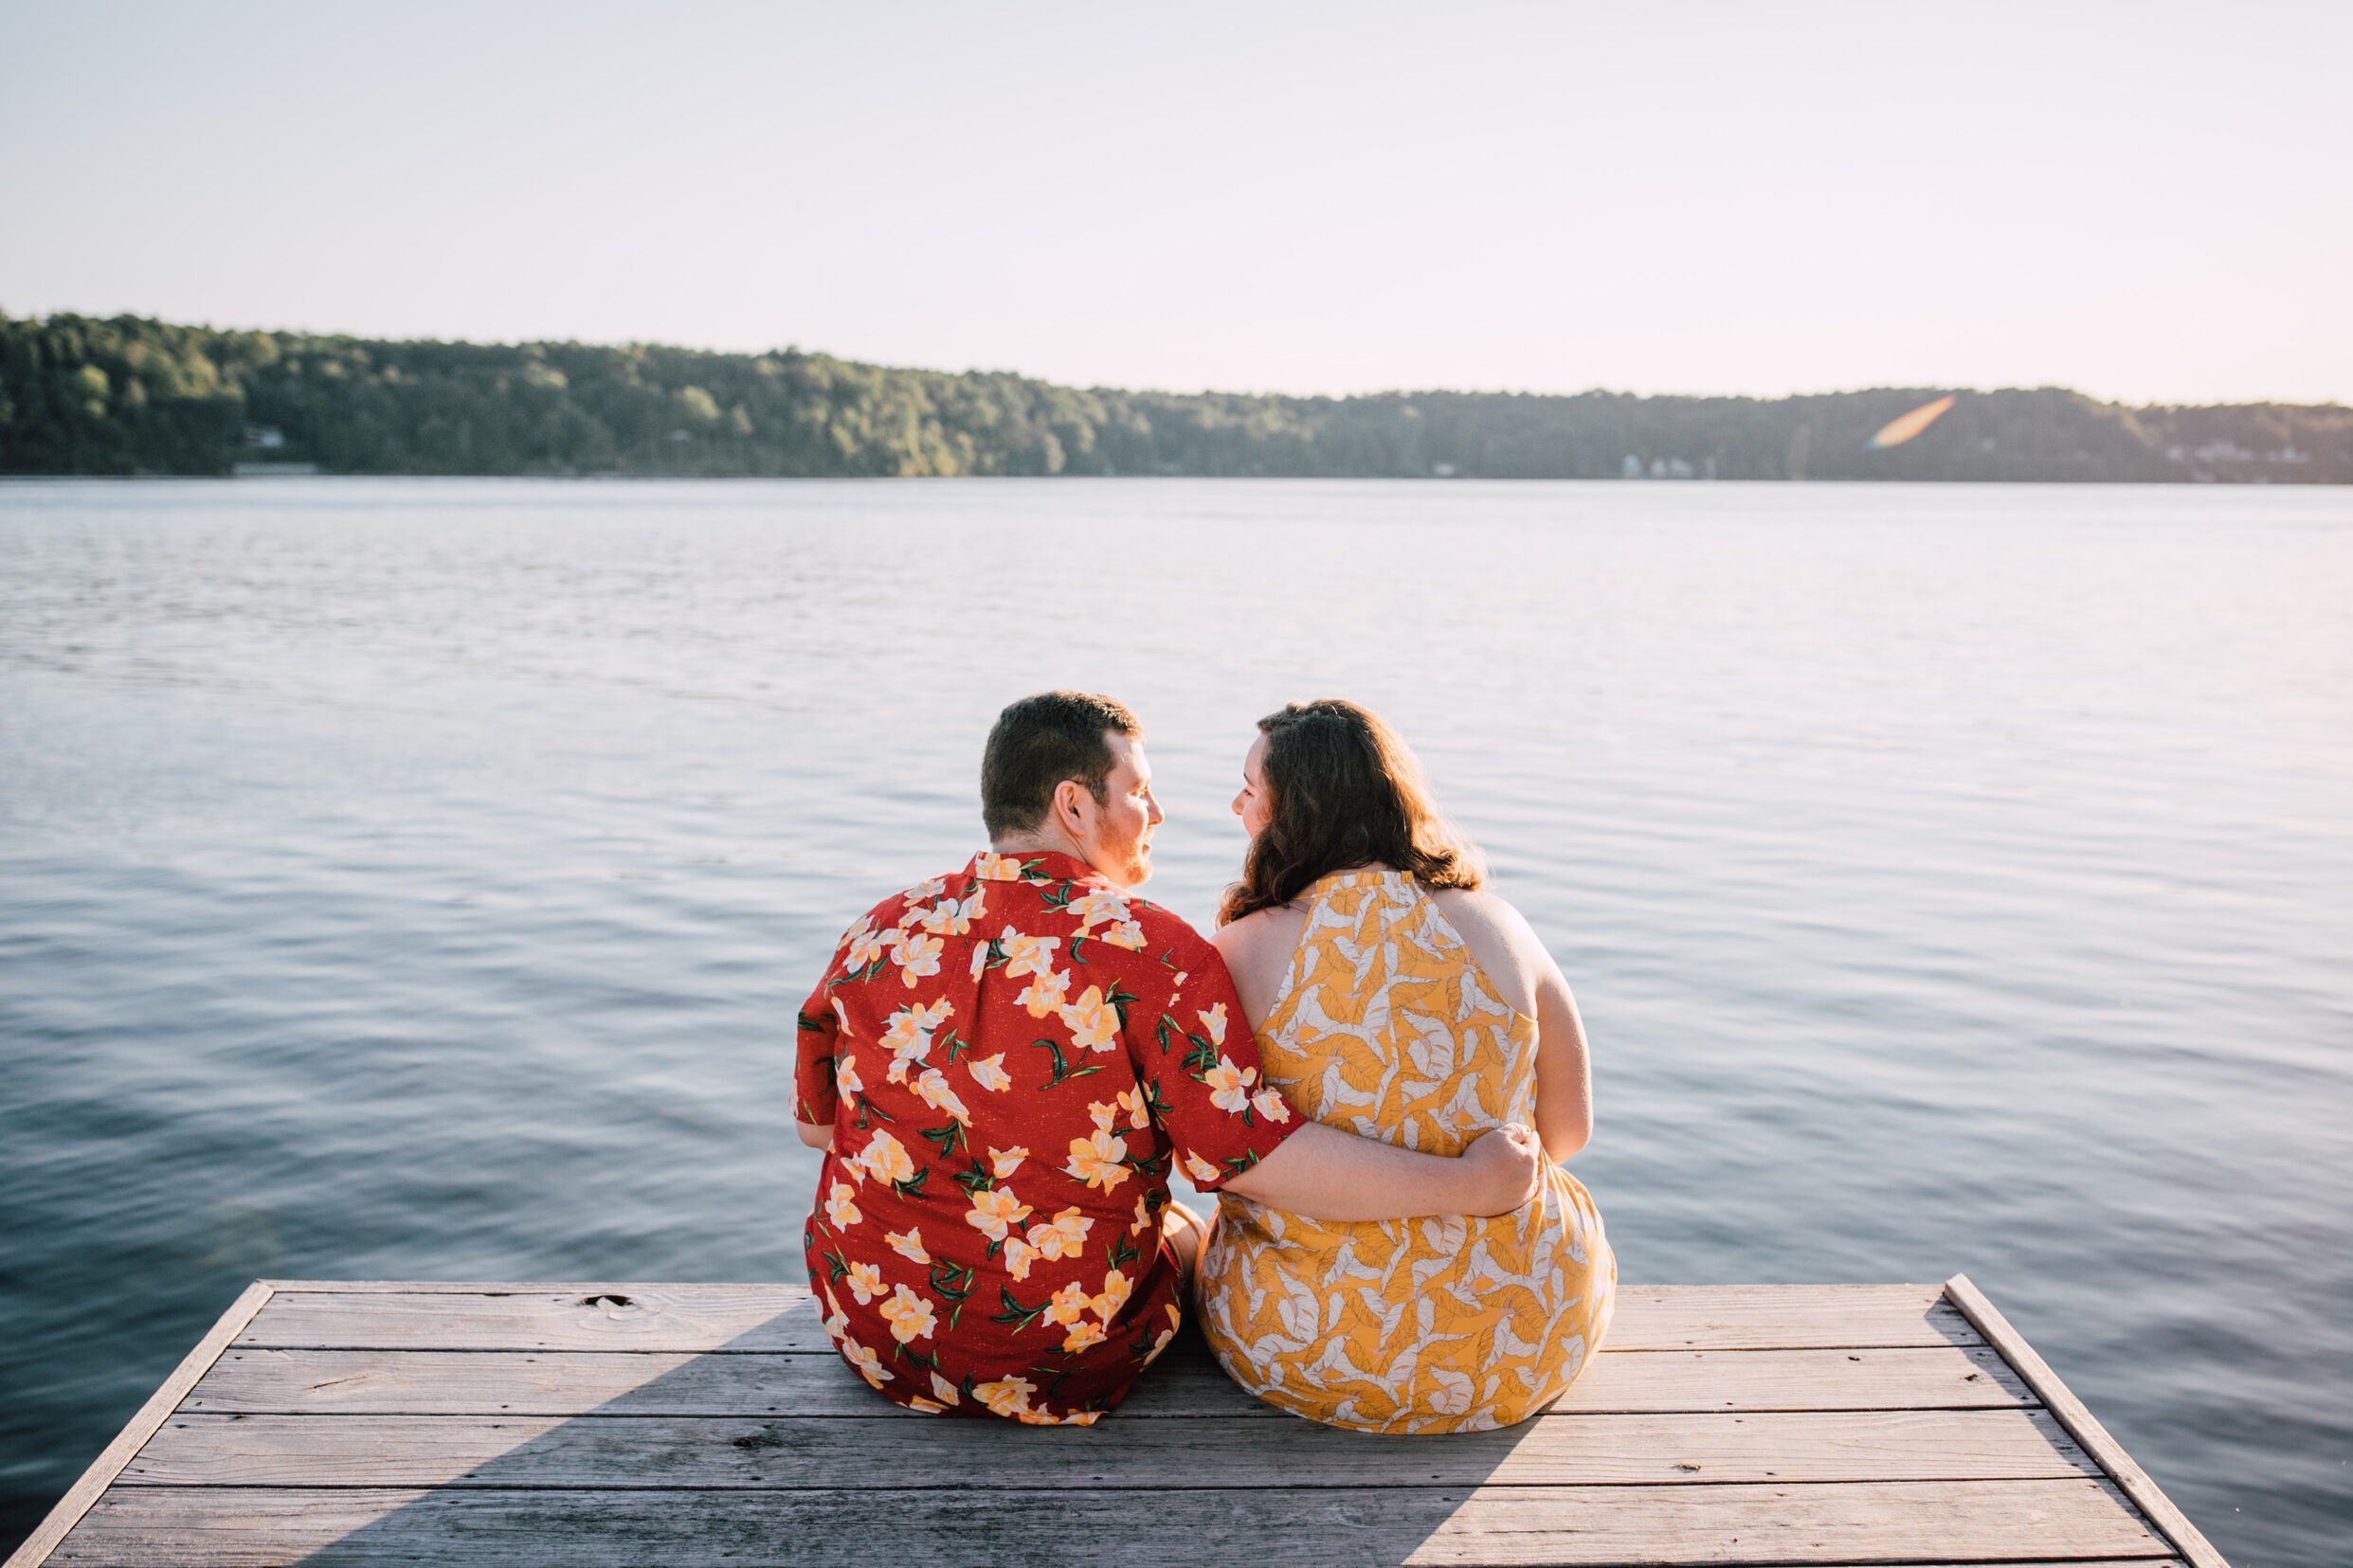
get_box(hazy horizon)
[4,1,2348,406]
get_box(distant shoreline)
[6,311,2348,483]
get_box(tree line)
[4,310,2346,482]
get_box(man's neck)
[992,828,1099,878]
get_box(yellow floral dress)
[1197,869,1615,1433]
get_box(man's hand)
[1458,1124,1545,1216]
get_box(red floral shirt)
[795,850,1298,1424]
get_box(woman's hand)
[1458,1124,1546,1216]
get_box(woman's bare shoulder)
[1426,885,1533,944]
[1427,886,1547,1012]
[1212,902,1309,958]
[1209,902,1309,998]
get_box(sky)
[4,0,2348,405]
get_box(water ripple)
[2,478,2347,1562]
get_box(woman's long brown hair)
[1218,699,1485,926]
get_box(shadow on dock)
[278,1292,1534,1565]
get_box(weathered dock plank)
[48,1481,2170,1567]
[233,1285,820,1353]
[9,1278,2224,1568]
[124,1407,2098,1489]
[232,1283,1972,1354]
[186,1343,2031,1417]
[1600,1285,1975,1350]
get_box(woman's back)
[1197,868,1614,1433]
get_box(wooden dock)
[9,1275,2224,1566]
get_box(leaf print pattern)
[1197,869,1616,1434]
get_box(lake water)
[2,478,2347,1562]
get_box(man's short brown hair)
[981,691,1143,839]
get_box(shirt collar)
[968,848,1113,888]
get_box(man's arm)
[792,982,843,1151]
[1222,1122,1542,1220]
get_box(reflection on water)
[2,478,2347,1563]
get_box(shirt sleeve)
[1131,935,1298,1191]
[794,970,842,1127]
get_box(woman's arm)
[795,1121,834,1151]
[1520,920,1594,1162]
[1222,1120,1543,1219]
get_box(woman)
[1192,699,1614,1433]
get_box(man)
[795,691,1540,1424]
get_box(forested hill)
[4,311,2348,482]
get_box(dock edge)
[1941,1272,2227,1568]
[5,1282,276,1568]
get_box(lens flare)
[1867,394,1957,450]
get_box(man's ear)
[1053,778,1090,833]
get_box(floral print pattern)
[798,850,1296,1424]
